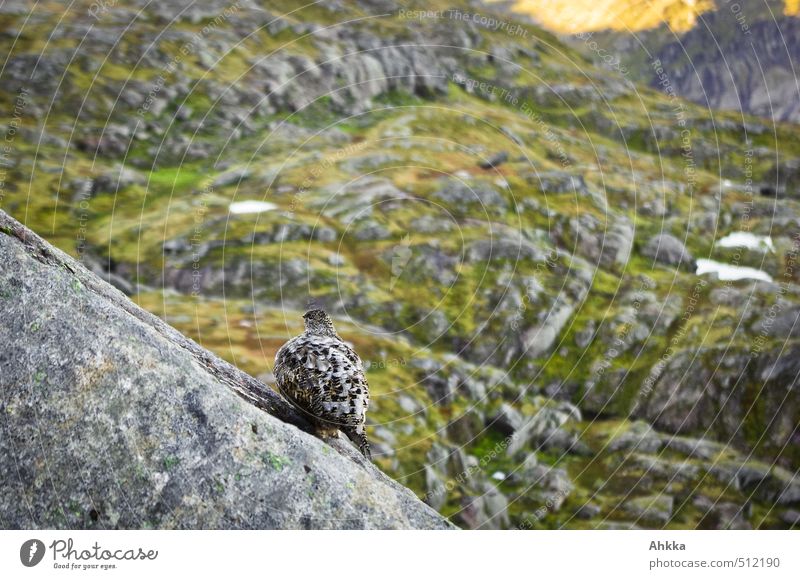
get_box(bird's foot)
[314,426,340,440]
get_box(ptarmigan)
[274,309,371,459]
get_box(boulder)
[521,301,575,358]
[781,510,800,527]
[607,421,663,454]
[212,166,251,188]
[458,484,510,530]
[621,494,673,525]
[93,165,145,194]
[466,236,547,263]
[575,502,602,519]
[573,213,634,269]
[694,496,751,530]
[446,408,485,445]
[509,457,573,512]
[641,233,695,271]
[487,403,524,436]
[479,151,509,169]
[529,171,589,195]
[432,180,507,213]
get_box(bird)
[274,309,371,459]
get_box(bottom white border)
[1,530,797,578]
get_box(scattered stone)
[458,483,510,530]
[607,422,664,454]
[529,171,589,195]
[641,233,695,271]
[780,509,800,527]
[446,408,485,445]
[212,167,251,188]
[694,496,751,530]
[487,403,524,436]
[479,151,509,169]
[432,180,507,211]
[639,452,701,479]
[575,502,602,519]
[661,435,725,460]
[622,494,674,525]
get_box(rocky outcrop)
[640,344,800,464]
[576,1,800,123]
[646,4,800,123]
[0,210,452,530]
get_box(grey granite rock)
[641,233,695,271]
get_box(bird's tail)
[346,427,371,461]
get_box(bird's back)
[274,333,370,445]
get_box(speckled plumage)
[274,310,371,459]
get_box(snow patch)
[696,258,773,282]
[717,232,774,252]
[229,200,277,214]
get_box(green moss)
[262,451,290,471]
[163,456,180,470]
[148,165,207,192]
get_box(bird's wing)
[274,335,369,428]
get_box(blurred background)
[1,0,798,529]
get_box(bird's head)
[302,309,338,337]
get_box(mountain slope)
[0,0,798,529]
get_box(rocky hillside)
[1,0,799,529]
[0,209,452,529]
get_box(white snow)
[717,231,774,252]
[696,258,773,282]
[229,200,277,214]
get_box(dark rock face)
[639,345,800,463]
[580,1,800,123]
[649,5,800,123]
[0,210,452,530]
